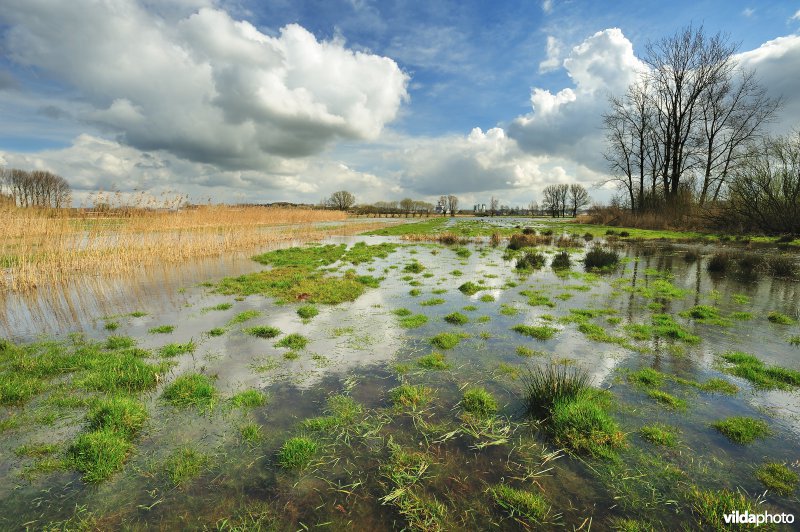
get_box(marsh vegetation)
[1,216,798,530]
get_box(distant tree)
[568,184,591,216]
[327,190,356,210]
[399,197,415,216]
[446,195,458,217]
[4,168,71,208]
[528,200,538,216]
[490,196,499,217]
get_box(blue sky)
[1,0,799,206]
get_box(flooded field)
[1,217,799,530]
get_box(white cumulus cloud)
[1,0,409,171]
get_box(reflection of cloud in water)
[553,330,630,385]
[207,284,404,391]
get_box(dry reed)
[0,204,387,292]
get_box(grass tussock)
[277,437,317,470]
[429,332,462,349]
[489,484,551,524]
[712,416,771,444]
[640,423,679,447]
[162,373,217,410]
[720,351,800,390]
[461,387,498,418]
[516,251,546,270]
[511,324,557,341]
[417,352,449,370]
[390,384,433,410]
[68,428,131,483]
[243,325,281,339]
[230,389,268,408]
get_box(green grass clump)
[239,423,262,445]
[228,310,260,325]
[767,311,795,325]
[164,446,209,485]
[105,335,135,350]
[87,396,147,439]
[689,487,760,531]
[417,352,449,370]
[68,428,131,482]
[296,304,319,320]
[80,353,161,394]
[274,333,309,350]
[216,268,370,304]
[14,442,59,457]
[148,325,175,334]
[162,374,217,409]
[679,305,729,325]
[729,311,753,321]
[252,244,345,268]
[627,368,667,388]
[647,389,686,410]
[342,242,398,264]
[389,384,433,409]
[516,345,544,357]
[520,289,556,308]
[651,314,700,344]
[720,351,800,390]
[158,341,196,358]
[403,262,425,274]
[489,484,550,523]
[550,391,624,458]
[461,387,498,418]
[698,378,739,394]
[379,444,445,530]
[430,332,462,349]
[277,437,318,470]
[511,324,557,341]
[522,363,591,416]
[640,423,679,447]
[583,247,619,270]
[393,308,412,316]
[230,389,268,408]
[712,416,771,444]
[458,281,481,295]
[454,246,471,258]
[444,312,469,325]
[0,374,42,405]
[243,326,281,339]
[203,302,233,312]
[409,288,422,297]
[399,314,428,328]
[756,462,798,496]
[479,294,495,302]
[301,395,363,433]
[419,298,445,306]
[207,327,226,337]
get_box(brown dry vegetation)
[0,205,386,291]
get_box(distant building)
[435,198,449,214]
[473,203,487,213]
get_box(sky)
[1,0,799,208]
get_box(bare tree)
[696,68,780,204]
[4,168,71,208]
[568,184,590,216]
[725,133,800,234]
[489,196,499,217]
[645,25,738,201]
[327,190,356,210]
[528,200,538,216]
[446,195,458,217]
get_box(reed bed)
[0,205,385,292]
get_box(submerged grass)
[243,326,281,339]
[164,446,210,485]
[712,416,771,444]
[755,462,798,496]
[720,351,800,390]
[640,423,679,447]
[489,484,551,524]
[511,324,557,340]
[416,352,449,370]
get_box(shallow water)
[1,221,799,530]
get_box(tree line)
[540,184,591,217]
[0,167,72,208]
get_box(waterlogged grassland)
[1,224,799,529]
